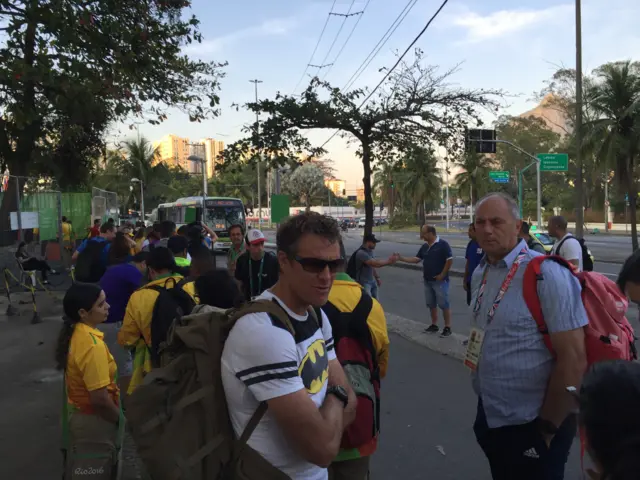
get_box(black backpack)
[74,240,109,283]
[556,236,594,271]
[346,247,364,281]
[147,277,196,367]
[322,293,380,448]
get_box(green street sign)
[537,153,568,172]
[489,171,509,183]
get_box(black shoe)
[425,324,439,334]
[440,327,452,338]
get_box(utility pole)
[249,79,263,229]
[575,0,584,237]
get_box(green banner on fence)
[38,208,58,241]
[271,195,290,224]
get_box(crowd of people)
[50,197,640,480]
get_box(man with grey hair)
[469,192,588,480]
[547,215,583,271]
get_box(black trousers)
[473,399,576,480]
[466,282,471,306]
[21,258,51,280]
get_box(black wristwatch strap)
[327,386,348,408]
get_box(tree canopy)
[222,49,502,235]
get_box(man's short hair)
[100,222,115,234]
[132,251,149,264]
[146,246,176,272]
[617,250,640,292]
[476,192,520,220]
[177,225,188,236]
[426,225,436,236]
[94,219,101,225]
[168,235,189,255]
[549,215,568,230]
[229,224,244,235]
[521,221,531,235]
[159,220,177,238]
[276,212,341,256]
[190,244,216,276]
[62,216,68,222]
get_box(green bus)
[157,196,246,251]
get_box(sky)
[114,0,640,191]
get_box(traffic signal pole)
[469,138,541,226]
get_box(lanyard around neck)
[249,255,265,297]
[229,244,245,264]
[473,249,527,325]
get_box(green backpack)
[126,300,294,480]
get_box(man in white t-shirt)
[548,215,583,271]
[221,212,357,480]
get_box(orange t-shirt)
[65,323,119,414]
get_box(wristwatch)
[326,386,349,408]
[535,417,559,435]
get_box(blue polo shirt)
[465,239,484,284]
[416,237,453,282]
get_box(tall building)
[200,138,225,178]
[153,134,191,170]
[324,178,346,197]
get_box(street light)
[131,178,144,225]
[187,154,208,224]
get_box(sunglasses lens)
[296,257,345,273]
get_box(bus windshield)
[205,205,245,231]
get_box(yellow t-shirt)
[62,222,73,242]
[66,322,119,414]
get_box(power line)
[318,0,449,149]
[291,0,338,95]
[342,0,419,91]
[321,0,372,81]
[359,0,449,107]
[314,1,359,77]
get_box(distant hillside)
[518,93,571,136]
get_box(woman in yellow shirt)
[56,282,121,470]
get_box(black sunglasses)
[294,256,345,274]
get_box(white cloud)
[451,4,573,44]
[183,16,298,57]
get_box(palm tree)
[586,61,640,250]
[402,146,441,225]
[454,150,492,207]
[373,162,401,217]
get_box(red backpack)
[322,293,380,449]
[523,256,637,364]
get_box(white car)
[357,218,366,228]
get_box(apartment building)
[324,178,346,197]
[200,138,225,178]
[153,134,191,170]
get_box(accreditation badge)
[464,326,485,372]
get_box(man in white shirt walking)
[548,216,583,271]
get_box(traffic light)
[465,128,496,154]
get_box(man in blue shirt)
[397,225,454,337]
[464,223,484,306]
[72,222,116,266]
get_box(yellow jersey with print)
[62,222,73,242]
[117,274,197,348]
[66,322,119,414]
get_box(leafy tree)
[0,0,225,239]
[586,61,640,250]
[283,163,325,213]
[454,150,493,206]
[402,146,441,224]
[373,162,401,217]
[222,49,502,235]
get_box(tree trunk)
[417,201,425,226]
[627,161,638,251]
[305,195,311,213]
[362,141,374,236]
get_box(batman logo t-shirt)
[221,290,336,480]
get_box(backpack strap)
[230,299,295,336]
[523,255,576,356]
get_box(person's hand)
[463,281,468,291]
[435,273,444,281]
[543,434,554,449]
[375,277,382,287]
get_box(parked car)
[357,218,366,228]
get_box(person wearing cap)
[234,229,279,301]
[354,233,398,300]
[396,225,454,337]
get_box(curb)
[386,313,467,361]
[264,242,465,278]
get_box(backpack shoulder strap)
[523,255,575,355]
[230,299,295,336]
[351,291,374,321]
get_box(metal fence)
[92,187,119,225]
